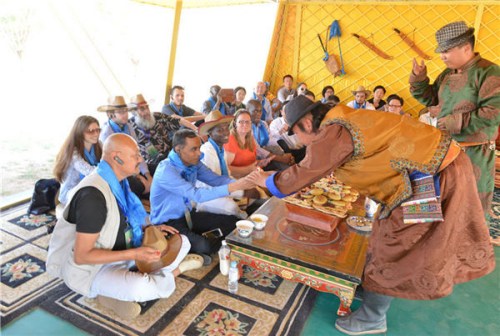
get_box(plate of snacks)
[284,173,359,218]
[346,216,373,232]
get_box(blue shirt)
[149,158,234,223]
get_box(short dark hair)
[327,95,340,105]
[173,129,198,150]
[304,90,316,100]
[373,85,386,94]
[283,74,293,81]
[386,94,404,106]
[464,35,475,49]
[234,86,246,94]
[321,85,334,97]
[170,85,184,96]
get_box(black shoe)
[200,253,212,266]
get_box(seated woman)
[228,86,246,115]
[368,85,387,110]
[53,116,102,212]
[224,110,273,178]
[294,82,308,97]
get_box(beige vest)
[46,172,120,297]
[321,105,452,218]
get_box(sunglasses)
[85,128,101,135]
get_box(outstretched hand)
[247,169,275,188]
[412,58,427,76]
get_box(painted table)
[226,197,369,316]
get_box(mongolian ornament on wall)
[393,28,432,60]
[352,33,393,60]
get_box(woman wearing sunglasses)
[54,115,102,207]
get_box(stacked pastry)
[284,174,359,218]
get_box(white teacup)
[250,214,268,230]
[236,220,254,238]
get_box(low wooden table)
[226,197,369,316]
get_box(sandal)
[179,254,204,273]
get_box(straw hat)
[351,86,371,97]
[135,226,182,274]
[130,94,156,111]
[435,21,474,53]
[198,110,233,136]
[97,96,132,113]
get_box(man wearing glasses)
[98,96,152,198]
[384,94,404,115]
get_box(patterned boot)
[335,291,393,335]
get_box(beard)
[135,113,156,130]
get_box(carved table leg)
[337,288,355,316]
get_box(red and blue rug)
[0,204,316,336]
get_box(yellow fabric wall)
[264,1,500,115]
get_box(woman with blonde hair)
[224,109,272,178]
[54,115,102,206]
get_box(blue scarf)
[353,101,368,109]
[208,137,229,176]
[169,102,183,116]
[252,122,270,147]
[84,145,99,166]
[109,119,130,135]
[208,97,226,115]
[167,150,204,210]
[79,145,99,180]
[252,93,268,121]
[96,160,147,247]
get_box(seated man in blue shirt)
[150,129,257,264]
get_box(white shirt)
[196,141,246,218]
[419,112,438,127]
[269,117,302,149]
[346,100,376,110]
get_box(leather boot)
[335,291,393,335]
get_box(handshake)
[228,169,275,194]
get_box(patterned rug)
[0,204,317,336]
[489,189,500,240]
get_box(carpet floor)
[0,205,316,336]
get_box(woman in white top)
[54,116,102,206]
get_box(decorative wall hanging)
[352,33,393,60]
[328,20,346,75]
[317,33,342,77]
[393,28,432,60]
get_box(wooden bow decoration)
[393,28,432,60]
[352,33,393,60]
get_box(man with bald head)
[247,81,273,124]
[47,134,198,320]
